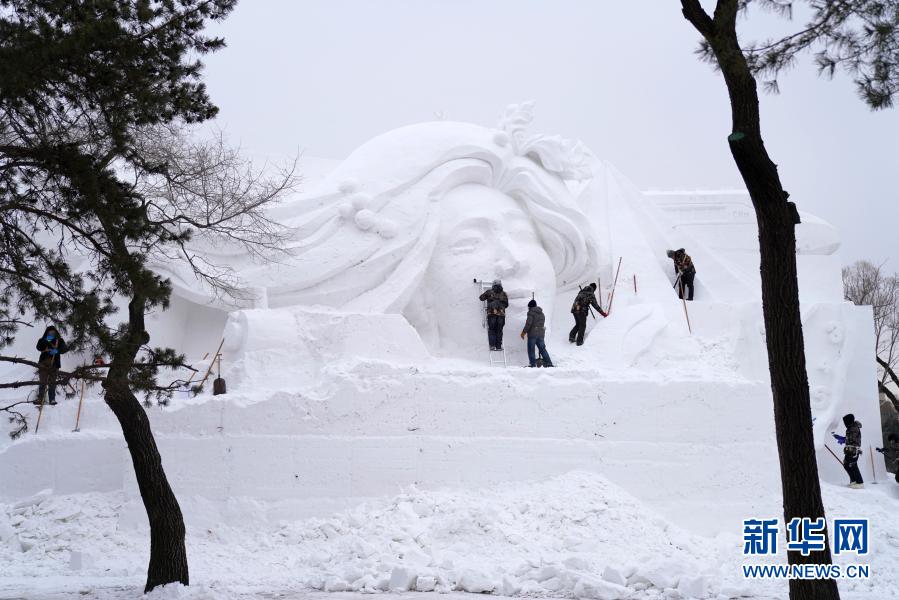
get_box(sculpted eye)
[450,236,481,253]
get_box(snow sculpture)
[214,105,602,355]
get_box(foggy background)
[202,0,898,267]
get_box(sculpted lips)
[504,288,534,300]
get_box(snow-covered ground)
[2,472,898,600]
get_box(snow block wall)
[0,104,885,540]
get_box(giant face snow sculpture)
[410,183,558,353]
[222,105,602,355]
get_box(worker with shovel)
[667,248,696,301]
[569,283,606,346]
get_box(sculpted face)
[416,183,556,354]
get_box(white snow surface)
[3,471,898,600]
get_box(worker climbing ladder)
[474,278,508,368]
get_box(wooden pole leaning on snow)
[34,390,45,435]
[33,360,51,435]
[195,339,225,394]
[72,380,86,432]
[681,287,693,335]
[605,257,623,315]
[674,274,693,335]
[185,352,209,386]
[870,446,877,483]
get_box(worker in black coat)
[34,325,68,406]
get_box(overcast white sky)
[202,0,898,267]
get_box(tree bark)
[879,380,899,411]
[877,355,899,391]
[104,294,188,592]
[680,2,839,599]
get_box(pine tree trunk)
[732,144,840,600]
[104,379,188,592]
[103,295,188,593]
[680,3,839,598]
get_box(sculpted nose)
[495,258,520,278]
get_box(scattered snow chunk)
[457,569,494,593]
[389,566,417,591]
[602,565,628,587]
[574,575,632,600]
[677,575,706,598]
[415,575,437,591]
[12,489,52,511]
[323,576,349,592]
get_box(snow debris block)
[12,489,52,511]
[323,576,350,592]
[69,550,94,571]
[563,556,590,571]
[643,567,678,590]
[677,575,706,598]
[602,565,628,587]
[0,512,22,552]
[573,576,632,600]
[389,566,418,591]
[538,565,561,581]
[457,569,495,593]
[500,575,522,596]
[416,575,437,591]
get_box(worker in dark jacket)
[569,283,607,346]
[833,413,864,488]
[520,299,553,367]
[876,433,899,483]
[34,325,68,406]
[666,248,696,301]
[479,280,509,351]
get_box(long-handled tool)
[194,339,225,394]
[824,444,844,467]
[33,360,52,435]
[675,274,693,334]
[72,380,86,432]
[870,445,877,484]
[212,353,227,396]
[185,352,209,386]
[606,257,623,315]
